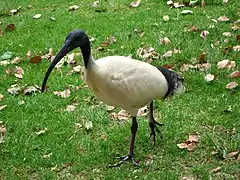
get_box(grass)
[0,0,239,179]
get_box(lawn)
[0,0,239,179]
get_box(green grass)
[0,0,239,179]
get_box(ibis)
[41,29,184,166]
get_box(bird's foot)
[149,121,164,146]
[109,154,139,167]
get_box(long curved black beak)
[41,42,70,92]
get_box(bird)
[41,29,184,167]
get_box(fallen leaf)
[54,89,71,98]
[24,86,39,95]
[226,82,238,89]
[200,30,209,39]
[160,37,171,45]
[0,105,7,111]
[217,59,230,69]
[11,57,22,64]
[9,6,21,15]
[163,15,170,22]
[130,0,141,8]
[18,100,25,105]
[26,50,31,59]
[106,105,115,112]
[237,154,240,162]
[75,122,82,129]
[211,167,222,173]
[42,152,52,159]
[7,84,22,95]
[228,61,236,70]
[92,1,99,8]
[50,17,55,21]
[111,109,130,120]
[223,0,228,3]
[73,65,82,73]
[0,94,3,101]
[0,60,10,66]
[162,50,173,58]
[0,29,3,36]
[204,74,214,82]
[186,142,197,151]
[233,45,240,51]
[218,16,230,22]
[33,14,41,19]
[190,25,199,32]
[225,151,239,158]
[1,51,13,60]
[222,32,231,37]
[181,10,193,15]
[145,154,153,165]
[35,128,48,135]
[14,66,24,79]
[177,143,188,149]
[187,134,200,143]
[30,56,42,64]
[6,24,15,31]
[69,5,80,11]
[85,121,93,130]
[66,105,76,112]
[229,71,240,78]
[0,124,7,143]
[189,0,198,6]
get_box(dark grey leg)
[149,101,164,145]
[109,117,139,167]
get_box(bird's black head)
[41,29,91,92]
[157,67,185,98]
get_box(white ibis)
[41,29,184,166]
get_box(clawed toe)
[109,154,139,167]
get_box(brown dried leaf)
[160,37,171,45]
[130,0,141,8]
[6,24,15,31]
[24,86,39,95]
[85,120,93,130]
[14,66,24,79]
[226,82,238,89]
[53,89,71,98]
[30,56,42,64]
[111,109,129,121]
[229,71,240,78]
[0,105,7,111]
[186,142,197,151]
[5,68,11,75]
[0,94,3,101]
[0,29,3,36]
[218,16,230,22]
[0,124,7,143]
[211,167,221,173]
[217,59,230,69]
[0,60,10,66]
[7,84,22,95]
[163,15,169,22]
[225,151,239,158]
[42,152,52,159]
[187,134,200,143]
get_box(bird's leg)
[148,101,164,146]
[110,117,139,167]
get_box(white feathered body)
[84,56,168,116]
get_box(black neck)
[157,67,175,98]
[80,37,91,68]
